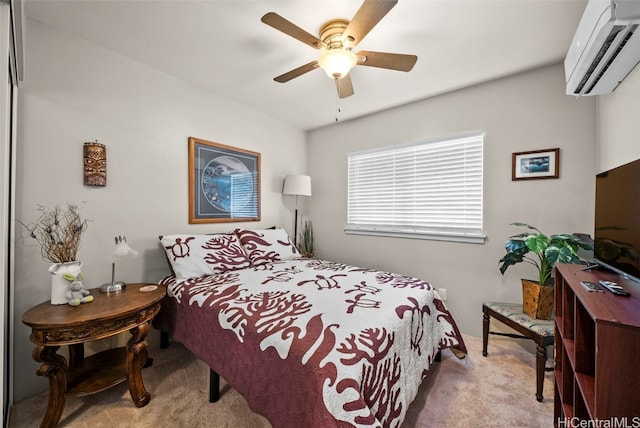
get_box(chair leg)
[482,311,489,357]
[535,344,546,402]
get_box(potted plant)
[297,220,315,258]
[499,222,592,319]
[19,204,89,304]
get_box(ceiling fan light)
[318,49,357,79]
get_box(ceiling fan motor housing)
[320,19,352,49]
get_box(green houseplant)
[499,222,592,319]
[297,220,315,258]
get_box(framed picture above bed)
[512,148,559,181]
[188,137,261,224]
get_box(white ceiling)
[24,0,587,131]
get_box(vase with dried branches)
[20,204,89,304]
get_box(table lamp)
[100,235,139,293]
[282,174,312,246]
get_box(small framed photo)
[512,148,559,181]
[188,137,261,224]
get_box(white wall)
[597,67,640,171]
[13,20,306,401]
[307,64,597,339]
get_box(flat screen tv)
[594,158,640,283]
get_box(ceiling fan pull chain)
[335,78,341,122]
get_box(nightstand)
[22,283,165,428]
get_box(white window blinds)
[346,131,485,243]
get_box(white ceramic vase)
[48,260,82,305]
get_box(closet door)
[0,1,20,424]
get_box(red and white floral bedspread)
[157,258,466,428]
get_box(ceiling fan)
[261,0,417,99]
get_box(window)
[346,131,485,243]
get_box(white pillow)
[160,233,251,280]
[234,228,300,266]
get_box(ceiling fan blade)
[356,50,417,72]
[335,74,355,98]
[261,12,326,50]
[274,61,320,83]
[343,0,398,47]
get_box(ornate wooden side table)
[22,283,166,428]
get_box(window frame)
[345,130,486,244]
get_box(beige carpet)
[8,334,554,427]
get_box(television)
[593,158,640,283]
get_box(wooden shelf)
[563,337,575,373]
[66,347,127,396]
[575,372,595,418]
[553,264,640,426]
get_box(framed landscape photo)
[188,137,261,224]
[512,148,559,181]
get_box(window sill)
[344,226,486,244]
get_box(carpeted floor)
[8,334,554,427]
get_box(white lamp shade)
[283,175,312,196]
[112,235,139,259]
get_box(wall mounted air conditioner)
[565,0,640,96]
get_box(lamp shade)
[112,235,138,259]
[283,175,312,196]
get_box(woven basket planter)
[521,279,554,320]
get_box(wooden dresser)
[554,263,640,426]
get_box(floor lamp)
[283,174,312,246]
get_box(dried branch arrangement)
[20,204,88,263]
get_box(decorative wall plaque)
[83,141,107,187]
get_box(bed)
[154,228,467,428]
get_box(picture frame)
[188,137,261,224]
[512,148,559,181]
